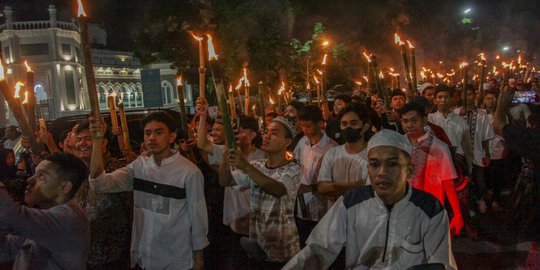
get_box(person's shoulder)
[342,185,375,209]
[409,188,444,219]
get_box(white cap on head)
[367,129,412,156]
[418,82,435,95]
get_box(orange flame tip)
[176,75,182,86]
[22,91,28,104]
[189,32,203,42]
[206,34,218,60]
[394,33,404,45]
[277,82,286,95]
[77,0,87,17]
[362,51,372,63]
[407,40,414,49]
[24,61,32,72]
[14,82,25,98]
[322,54,328,65]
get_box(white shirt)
[208,144,265,234]
[318,145,369,205]
[282,186,457,270]
[89,151,209,270]
[486,113,506,160]
[294,133,338,221]
[406,130,457,204]
[428,111,470,155]
[452,108,495,166]
[234,160,301,262]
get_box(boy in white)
[401,101,463,236]
[453,85,495,212]
[294,105,338,246]
[283,130,457,270]
[219,117,301,265]
[88,112,208,270]
[318,104,370,205]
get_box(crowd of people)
[0,77,538,270]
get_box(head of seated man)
[25,152,88,209]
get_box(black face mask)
[286,115,297,125]
[340,127,363,143]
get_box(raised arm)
[228,149,287,197]
[195,97,214,154]
[494,86,513,136]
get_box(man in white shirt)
[428,84,473,173]
[88,112,208,270]
[454,85,495,213]
[401,101,463,236]
[219,117,301,267]
[294,105,338,246]
[318,104,370,205]
[283,129,457,270]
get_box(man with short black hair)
[317,104,371,203]
[283,129,456,269]
[0,152,90,270]
[219,117,301,267]
[401,101,463,236]
[89,111,208,270]
[295,105,337,246]
[325,94,351,143]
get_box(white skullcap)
[483,83,491,91]
[418,82,435,95]
[368,129,412,156]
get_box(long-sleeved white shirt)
[283,186,457,270]
[89,151,208,270]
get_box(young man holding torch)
[88,112,208,270]
[218,116,301,268]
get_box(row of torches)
[1,0,536,155]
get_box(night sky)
[2,0,539,64]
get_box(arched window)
[136,84,143,107]
[161,80,174,105]
[98,84,107,109]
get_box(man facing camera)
[283,129,456,270]
[0,152,90,270]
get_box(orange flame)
[0,62,4,81]
[285,150,295,161]
[313,75,320,84]
[176,75,182,86]
[502,62,510,68]
[277,81,286,95]
[24,61,32,72]
[322,54,328,65]
[228,83,233,93]
[459,62,469,68]
[362,75,368,82]
[446,71,456,76]
[394,33,404,45]
[322,40,329,47]
[234,78,244,90]
[14,82,24,98]
[316,69,323,75]
[206,34,218,60]
[407,40,414,49]
[269,96,275,105]
[420,71,427,79]
[355,81,362,86]
[389,67,395,72]
[22,91,28,104]
[378,71,384,79]
[77,0,87,17]
[436,73,444,79]
[242,68,250,87]
[518,55,522,65]
[362,51,372,63]
[189,32,203,42]
[478,53,486,61]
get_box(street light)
[463,8,471,14]
[502,46,510,52]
